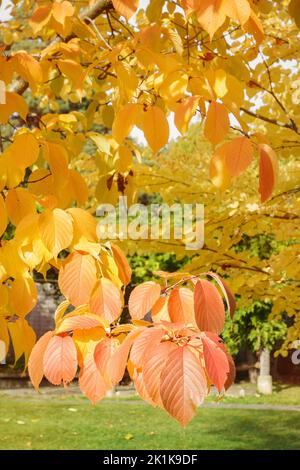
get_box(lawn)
[0,393,299,450]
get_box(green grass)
[0,394,299,450]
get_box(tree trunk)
[257,348,272,394]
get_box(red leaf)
[259,144,278,202]
[194,279,225,334]
[160,346,207,426]
[128,281,161,320]
[201,332,230,392]
[206,272,236,318]
[43,335,77,386]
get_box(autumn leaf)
[168,287,195,325]
[220,136,253,177]
[259,144,278,202]
[79,344,110,404]
[89,277,123,324]
[39,208,73,259]
[112,103,139,144]
[112,0,138,21]
[201,332,229,392]
[0,194,8,238]
[128,281,161,320]
[174,96,199,135]
[58,252,97,307]
[204,101,230,145]
[141,106,169,154]
[28,331,53,391]
[143,341,177,406]
[0,92,28,124]
[160,346,207,426]
[43,335,77,386]
[194,279,225,334]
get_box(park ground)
[0,383,299,450]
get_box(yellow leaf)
[204,101,230,145]
[112,103,139,144]
[0,194,8,238]
[6,188,36,226]
[9,275,38,317]
[38,208,73,258]
[225,0,251,25]
[159,71,189,104]
[141,106,169,154]
[195,0,227,40]
[174,96,199,135]
[0,318,9,362]
[12,52,43,91]
[67,170,88,205]
[52,1,74,26]
[209,148,231,190]
[0,92,28,124]
[8,318,36,369]
[12,132,40,169]
[243,10,264,44]
[57,59,84,89]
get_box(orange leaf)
[206,272,236,318]
[194,279,225,334]
[111,243,132,286]
[201,332,230,392]
[79,345,110,404]
[143,341,177,406]
[130,327,165,369]
[168,288,195,325]
[56,313,106,334]
[28,331,53,391]
[204,101,230,145]
[160,345,207,426]
[259,144,278,202]
[128,281,161,320]
[90,278,122,324]
[58,252,97,307]
[0,92,28,124]
[43,335,77,386]
[221,136,253,177]
[112,0,138,21]
[106,328,144,385]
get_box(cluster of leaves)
[29,270,236,426]
[0,0,299,425]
